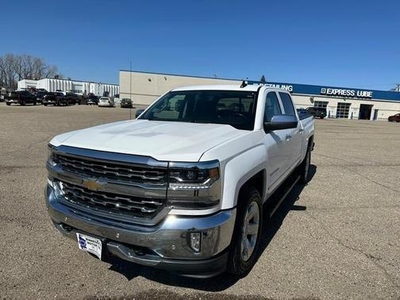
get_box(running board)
[268,174,301,218]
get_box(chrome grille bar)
[53,154,166,183]
[61,181,163,216]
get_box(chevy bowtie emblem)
[82,179,105,191]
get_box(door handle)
[285,134,292,141]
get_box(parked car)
[120,98,133,108]
[64,92,81,105]
[42,92,67,106]
[296,108,310,119]
[388,113,400,122]
[98,96,114,107]
[64,92,79,105]
[35,90,48,104]
[5,91,37,106]
[306,106,327,119]
[86,94,99,105]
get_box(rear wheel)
[227,187,263,277]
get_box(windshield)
[139,90,257,130]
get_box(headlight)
[47,145,57,167]
[168,160,219,188]
[167,160,221,210]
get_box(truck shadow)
[106,165,317,291]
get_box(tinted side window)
[264,92,281,122]
[279,92,295,116]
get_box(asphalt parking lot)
[0,103,399,300]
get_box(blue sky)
[2,0,399,90]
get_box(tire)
[227,186,263,277]
[299,145,311,184]
[6,102,11,106]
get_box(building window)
[314,101,328,109]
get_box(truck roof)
[171,85,258,92]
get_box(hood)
[50,120,248,161]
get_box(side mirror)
[264,115,298,132]
[135,109,145,118]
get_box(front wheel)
[299,147,311,184]
[227,187,263,277]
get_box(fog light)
[189,232,201,253]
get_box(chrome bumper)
[45,184,236,277]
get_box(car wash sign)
[320,87,373,98]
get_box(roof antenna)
[240,80,248,88]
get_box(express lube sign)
[320,87,373,98]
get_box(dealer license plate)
[76,233,102,260]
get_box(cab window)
[264,92,281,122]
[279,92,296,116]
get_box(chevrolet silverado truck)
[45,82,315,278]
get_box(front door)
[262,92,288,193]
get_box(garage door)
[336,102,351,118]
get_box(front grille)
[53,154,167,184]
[60,181,164,218]
[49,147,169,224]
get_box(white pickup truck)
[45,82,314,278]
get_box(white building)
[18,78,119,97]
[119,70,400,121]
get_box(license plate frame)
[76,233,102,260]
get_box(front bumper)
[6,99,18,104]
[45,184,236,278]
[43,100,56,105]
